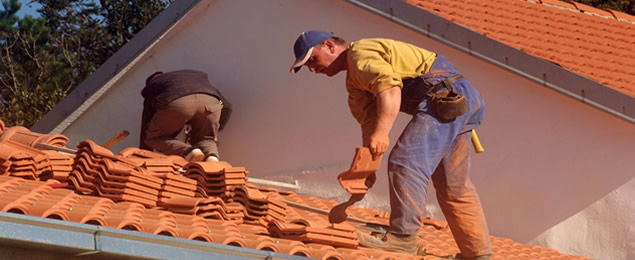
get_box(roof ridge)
[530,0,635,24]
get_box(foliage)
[571,0,634,15]
[0,0,169,128]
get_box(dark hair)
[316,36,347,50]
[145,72,164,85]
[329,36,347,46]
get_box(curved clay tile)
[270,238,312,257]
[158,194,202,209]
[119,147,163,158]
[77,140,117,159]
[187,231,214,242]
[0,175,27,191]
[237,223,268,235]
[119,221,143,232]
[357,247,415,260]
[208,231,246,247]
[242,237,279,252]
[153,226,178,237]
[0,127,36,146]
[185,160,233,174]
[302,245,345,260]
[39,191,82,220]
[0,145,27,168]
[74,200,114,224]
[337,147,381,195]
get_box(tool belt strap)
[428,74,464,95]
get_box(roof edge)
[0,212,302,259]
[346,0,635,124]
[31,0,203,134]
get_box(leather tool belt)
[426,74,467,121]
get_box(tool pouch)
[427,74,467,121]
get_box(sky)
[15,0,41,18]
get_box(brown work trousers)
[145,94,222,158]
[389,131,492,258]
[431,132,491,258]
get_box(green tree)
[99,0,169,59]
[571,0,634,15]
[0,0,169,128]
[0,0,19,33]
[0,0,65,127]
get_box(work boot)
[205,155,219,162]
[356,231,420,255]
[184,148,205,162]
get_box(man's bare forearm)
[369,87,401,158]
[375,87,401,135]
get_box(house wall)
[58,0,635,258]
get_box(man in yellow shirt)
[290,30,491,259]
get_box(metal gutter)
[345,0,635,124]
[0,212,306,260]
[31,0,203,134]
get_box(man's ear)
[323,40,336,53]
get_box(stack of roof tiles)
[183,161,248,198]
[160,195,245,224]
[69,140,165,207]
[268,220,359,248]
[183,161,287,227]
[227,183,287,226]
[118,147,198,206]
[0,126,73,180]
[0,120,594,259]
[0,139,73,181]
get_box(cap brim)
[289,46,314,74]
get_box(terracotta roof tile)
[0,123,594,259]
[0,140,74,181]
[0,126,68,148]
[337,147,382,194]
[405,0,635,97]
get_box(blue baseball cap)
[290,30,334,74]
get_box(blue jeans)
[388,56,491,257]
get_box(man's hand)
[369,131,389,160]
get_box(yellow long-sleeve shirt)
[345,38,436,140]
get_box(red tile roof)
[0,122,594,259]
[405,0,635,97]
